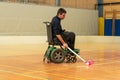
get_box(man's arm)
[56,34,68,48]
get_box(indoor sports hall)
[0,0,120,80]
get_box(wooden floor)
[0,42,120,80]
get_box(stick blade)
[86,60,94,66]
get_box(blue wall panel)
[104,19,112,36]
[115,20,120,36]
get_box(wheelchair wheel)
[71,56,77,63]
[50,49,65,63]
[66,54,77,63]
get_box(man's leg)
[62,31,75,50]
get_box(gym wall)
[104,0,120,19]
[61,0,97,9]
[99,0,120,36]
[2,0,97,10]
[0,2,98,36]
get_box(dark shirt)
[51,16,63,39]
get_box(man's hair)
[57,8,67,15]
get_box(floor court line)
[77,60,120,68]
[0,59,119,80]
[0,61,118,70]
[0,69,48,80]
[0,59,119,73]
[0,63,88,80]
[0,64,35,72]
[0,58,119,80]
[0,64,84,74]
[0,61,119,80]
[0,68,86,80]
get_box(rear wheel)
[50,49,65,63]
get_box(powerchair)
[43,21,80,63]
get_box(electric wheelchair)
[43,21,80,63]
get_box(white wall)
[0,2,98,35]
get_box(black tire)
[50,49,65,63]
[71,57,77,63]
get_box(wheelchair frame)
[43,21,79,63]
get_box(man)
[51,8,75,50]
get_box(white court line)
[94,60,120,66]
[0,59,119,80]
[77,60,120,68]
[0,67,86,80]
[0,64,87,80]
[80,49,120,53]
[0,69,48,80]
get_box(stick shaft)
[68,47,86,62]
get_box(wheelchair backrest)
[43,21,53,44]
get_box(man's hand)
[63,43,68,48]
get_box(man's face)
[58,13,66,20]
